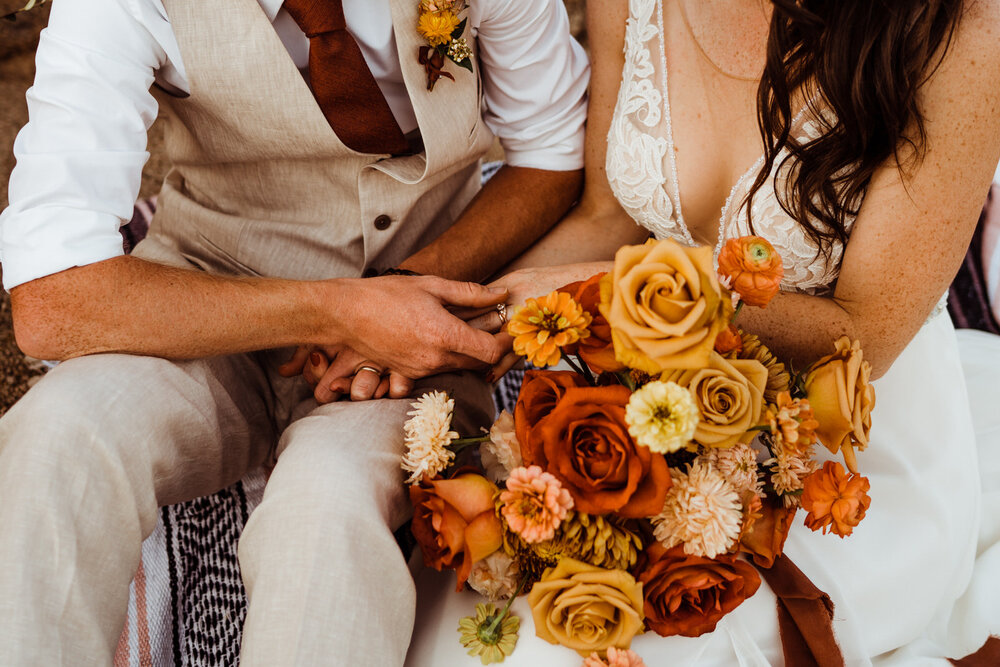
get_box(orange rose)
[410,472,504,591]
[559,273,626,373]
[660,352,768,449]
[804,337,876,472]
[601,239,733,373]
[521,384,671,518]
[801,460,871,538]
[528,558,645,656]
[739,493,797,568]
[717,236,784,307]
[514,370,586,447]
[637,543,761,638]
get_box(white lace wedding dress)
[405,1,1000,664]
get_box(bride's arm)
[490,0,647,300]
[738,1,1000,379]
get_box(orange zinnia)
[717,236,784,308]
[507,291,591,367]
[801,460,871,538]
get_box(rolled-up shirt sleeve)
[477,0,589,171]
[0,0,164,291]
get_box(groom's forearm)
[398,165,583,282]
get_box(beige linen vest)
[138,0,494,281]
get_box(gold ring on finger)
[496,302,509,326]
[356,365,383,377]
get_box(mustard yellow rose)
[804,337,876,473]
[661,352,768,449]
[600,239,733,373]
[527,558,645,656]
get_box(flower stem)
[485,574,529,637]
[572,354,596,386]
[732,301,744,322]
[449,435,489,453]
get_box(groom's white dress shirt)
[0,0,589,290]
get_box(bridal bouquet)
[401,236,875,665]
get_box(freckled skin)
[496,0,1000,379]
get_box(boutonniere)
[416,0,473,91]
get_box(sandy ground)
[0,2,586,414]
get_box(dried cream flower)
[652,459,742,558]
[767,448,820,506]
[467,551,520,602]
[704,442,763,497]
[480,410,522,483]
[624,380,699,454]
[401,391,458,485]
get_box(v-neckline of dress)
[654,0,813,260]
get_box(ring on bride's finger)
[356,365,383,377]
[496,302,509,326]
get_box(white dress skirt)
[404,314,1000,666]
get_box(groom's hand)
[280,275,507,401]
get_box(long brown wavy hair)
[746,0,965,257]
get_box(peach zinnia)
[500,465,574,544]
[717,236,784,308]
[801,460,871,537]
[508,291,592,367]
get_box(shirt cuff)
[0,206,126,291]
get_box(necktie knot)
[283,0,347,37]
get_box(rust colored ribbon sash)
[283,0,409,155]
[755,555,845,667]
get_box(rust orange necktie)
[283,0,410,155]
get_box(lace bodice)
[606,0,845,296]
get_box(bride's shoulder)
[949,0,1000,65]
[921,1,1000,109]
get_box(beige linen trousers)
[0,0,496,665]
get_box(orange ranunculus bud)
[803,337,875,472]
[801,460,871,538]
[637,543,761,638]
[520,383,671,518]
[409,472,504,591]
[739,492,797,568]
[714,323,744,355]
[717,236,784,308]
[558,273,626,373]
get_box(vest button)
[373,214,392,231]
[361,267,378,278]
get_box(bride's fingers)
[465,308,507,333]
[303,351,330,386]
[489,351,523,382]
[350,365,384,401]
[278,345,312,377]
[388,373,414,398]
[449,303,499,320]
